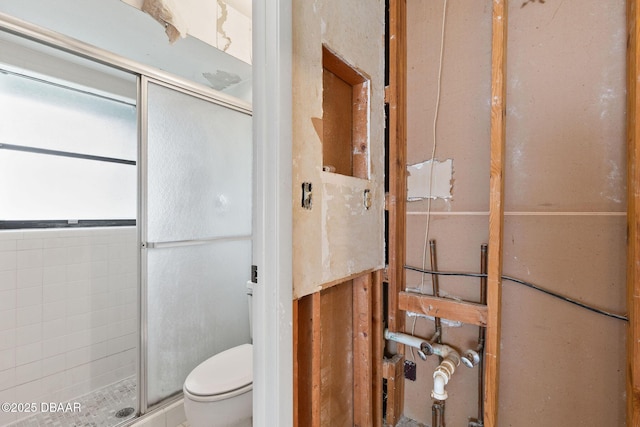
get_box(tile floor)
[8,377,137,427]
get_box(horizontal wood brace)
[398,291,488,327]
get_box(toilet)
[183,283,253,427]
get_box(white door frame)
[252,0,293,426]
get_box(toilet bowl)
[183,343,253,427]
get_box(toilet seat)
[184,343,253,399]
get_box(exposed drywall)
[404,0,626,425]
[406,159,453,201]
[292,0,385,298]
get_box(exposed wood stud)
[311,292,322,427]
[353,274,373,426]
[628,0,640,424]
[484,1,508,426]
[372,270,384,426]
[383,354,405,426]
[387,0,407,420]
[398,292,488,327]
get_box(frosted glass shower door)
[143,80,252,406]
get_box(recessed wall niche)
[322,45,370,179]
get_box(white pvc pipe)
[384,329,427,351]
[431,345,461,401]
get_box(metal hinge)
[251,265,258,284]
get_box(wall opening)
[322,45,370,179]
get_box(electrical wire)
[404,265,629,322]
[420,0,448,293]
[411,0,449,363]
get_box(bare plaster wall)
[292,0,385,299]
[405,0,626,425]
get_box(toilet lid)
[185,343,253,396]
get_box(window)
[0,69,137,228]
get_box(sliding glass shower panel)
[146,240,251,405]
[146,83,252,243]
[145,81,252,406]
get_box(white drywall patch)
[406,159,453,201]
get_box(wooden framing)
[386,0,407,422]
[484,1,508,426]
[382,354,404,426]
[293,271,383,427]
[372,270,384,426]
[398,292,488,327]
[628,0,640,424]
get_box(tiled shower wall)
[0,227,137,426]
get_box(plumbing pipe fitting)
[384,329,430,360]
[461,349,481,368]
[430,344,461,401]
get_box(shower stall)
[0,4,252,426]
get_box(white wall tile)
[42,318,65,339]
[43,284,67,303]
[2,227,137,407]
[0,290,16,312]
[16,268,43,288]
[89,294,109,312]
[42,301,66,321]
[89,309,109,329]
[66,313,90,334]
[41,370,69,394]
[16,250,43,269]
[61,236,91,248]
[22,230,58,240]
[89,277,109,295]
[42,337,65,359]
[67,246,93,264]
[0,367,16,391]
[66,295,91,317]
[16,286,42,308]
[43,247,68,267]
[66,280,91,299]
[68,363,90,386]
[15,342,42,366]
[41,354,65,377]
[13,378,42,401]
[0,231,23,240]
[16,305,42,327]
[0,240,17,252]
[43,237,64,249]
[90,245,109,262]
[89,325,108,345]
[0,310,15,332]
[43,265,66,284]
[0,348,15,371]
[0,251,16,271]
[0,330,16,352]
[0,270,16,292]
[15,360,41,385]
[14,324,41,347]
[16,239,43,251]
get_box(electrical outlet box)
[404,360,417,381]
